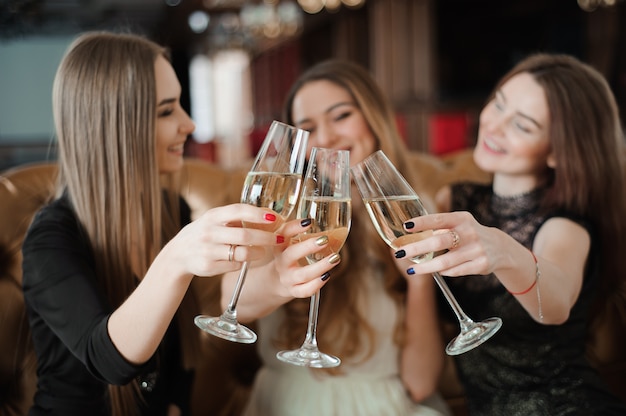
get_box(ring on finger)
[228,244,237,262]
[449,229,460,250]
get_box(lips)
[483,137,505,154]
[168,143,185,154]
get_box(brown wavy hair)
[278,60,422,373]
[53,31,200,415]
[489,53,626,327]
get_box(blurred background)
[1,0,625,170]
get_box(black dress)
[22,196,193,416]
[442,183,626,416]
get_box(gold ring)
[228,244,236,262]
[449,229,460,250]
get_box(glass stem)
[222,261,249,323]
[301,290,321,350]
[432,271,475,333]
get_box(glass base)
[194,315,257,344]
[445,317,502,356]
[276,347,341,368]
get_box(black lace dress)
[441,183,626,416]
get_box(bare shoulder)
[534,217,590,260]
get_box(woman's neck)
[492,173,543,197]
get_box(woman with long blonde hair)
[22,31,284,415]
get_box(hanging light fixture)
[239,1,303,40]
[296,0,366,14]
[578,0,622,12]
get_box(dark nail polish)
[394,249,406,259]
[405,221,415,229]
[276,235,285,244]
[300,218,312,227]
[321,272,330,281]
[407,267,415,275]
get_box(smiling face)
[475,72,555,195]
[154,55,195,174]
[290,79,376,166]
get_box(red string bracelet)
[508,250,539,296]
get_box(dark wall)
[435,0,586,102]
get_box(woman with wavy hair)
[398,53,626,415]
[224,60,451,416]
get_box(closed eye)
[334,110,352,122]
[513,120,532,133]
[158,108,174,117]
[157,97,177,118]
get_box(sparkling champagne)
[352,150,502,355]
[363,195,434,263]
[298,196,351,263]
[241,172,302,231]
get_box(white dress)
[243,273,452,416]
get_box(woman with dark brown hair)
[398,53,626,415]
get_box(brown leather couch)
[2,152,625,416]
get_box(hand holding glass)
[194,121,309,343]
[276,147,351,367]
[351,150,501,355]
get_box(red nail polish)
[276,235,285,244]
[265,213,277,221]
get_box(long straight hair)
[53,31,199,414]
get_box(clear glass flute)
[351,150,502,355]
[276,148,352,367]
[194,120,309,343]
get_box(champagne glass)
[276,147,351,367]
[351,150,502,355]
[195,120,309,343]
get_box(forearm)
[485,218,588,325]
[400,275,445,402]
[108,245,193,364]
[495,241,580,324]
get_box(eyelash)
[492,99,532,133]
[158,108,174,117]
[298,111,352,133]
[515,122,531,133]
[334,111,351,121]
